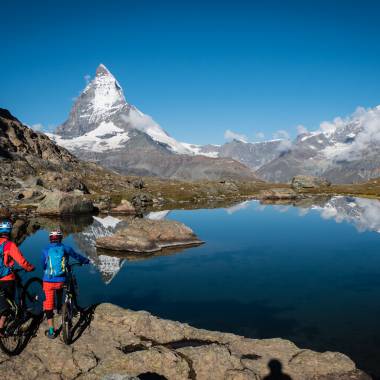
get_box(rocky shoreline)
[0,303,370,380]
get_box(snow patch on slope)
[47,121,130,152]
[181,143,220,158]
[120,108,191,154]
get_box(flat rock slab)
[257,188,298,200]
[0,303,370,380]
[96,218,204,253]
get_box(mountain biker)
[41,228,89,339]
[0,219,35,336]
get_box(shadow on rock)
[138,374,168,380]
[69,303,98,344]
[6,312,44,356]
[263,359,292,380]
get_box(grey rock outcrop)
[291,175,331,191]
[0,303,369,379]
[36,191,94,216]
[217,139,283,170]
[96,219,203,253]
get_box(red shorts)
[43,281,64,311]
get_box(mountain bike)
[0,269,43,355]
[61,262,83,345]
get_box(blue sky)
[1,0,380,144]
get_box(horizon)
[2,0,380,145]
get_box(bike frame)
[63,263,81,311]
[3,269,27,319]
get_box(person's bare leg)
[47,316,54,330]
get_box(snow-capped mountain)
[49,64,256,181]
[257,105,380,183]
[54,64,190,154]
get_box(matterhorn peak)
[55,64,192,155]
[96,63,112,77]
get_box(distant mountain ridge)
[47,64,380,183]
[257,106,380,183]
[50,64,257,181]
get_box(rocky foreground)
[0,304,369,380]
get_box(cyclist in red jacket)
[0,219,35,336]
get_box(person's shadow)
[13,312,44,355]
[56,303,98,344]
[263,359,293,380]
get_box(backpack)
[45,245,66,278]
[0,241,11,278]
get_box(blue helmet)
[0,220,12,235]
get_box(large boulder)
[36,191,94,216]
[291,175,331,191]
[110,200,136,215]
[131,193,153,208]
[96,219,203,253]
[0,204,12,219]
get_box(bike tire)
[61,301,72,345]
[0,310,23,355]
[21,277,44,317]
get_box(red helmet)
[49,229,63,242]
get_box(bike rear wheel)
[21,277,44,317]
[0,310,23,355]
[61,300,73,344]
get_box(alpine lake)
[18,196,380,378]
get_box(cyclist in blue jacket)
[41,229,89,339]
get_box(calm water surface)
[20,196,380,377]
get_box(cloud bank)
[224,129,248,143]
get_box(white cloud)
[273,130,292,152]
[273,130,290,140]
[120,109,159,132]
[276,139,292,152]
[225,201,251,214]
[224,129,248,143]
[316,197,380,233]
[31,123,44,131]
[318,105,380,161]
[296,124,308,135]
[319,116,345,136]
[254,132,265,140]
[30,123,56,133]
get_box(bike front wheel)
[21,277,44,317]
